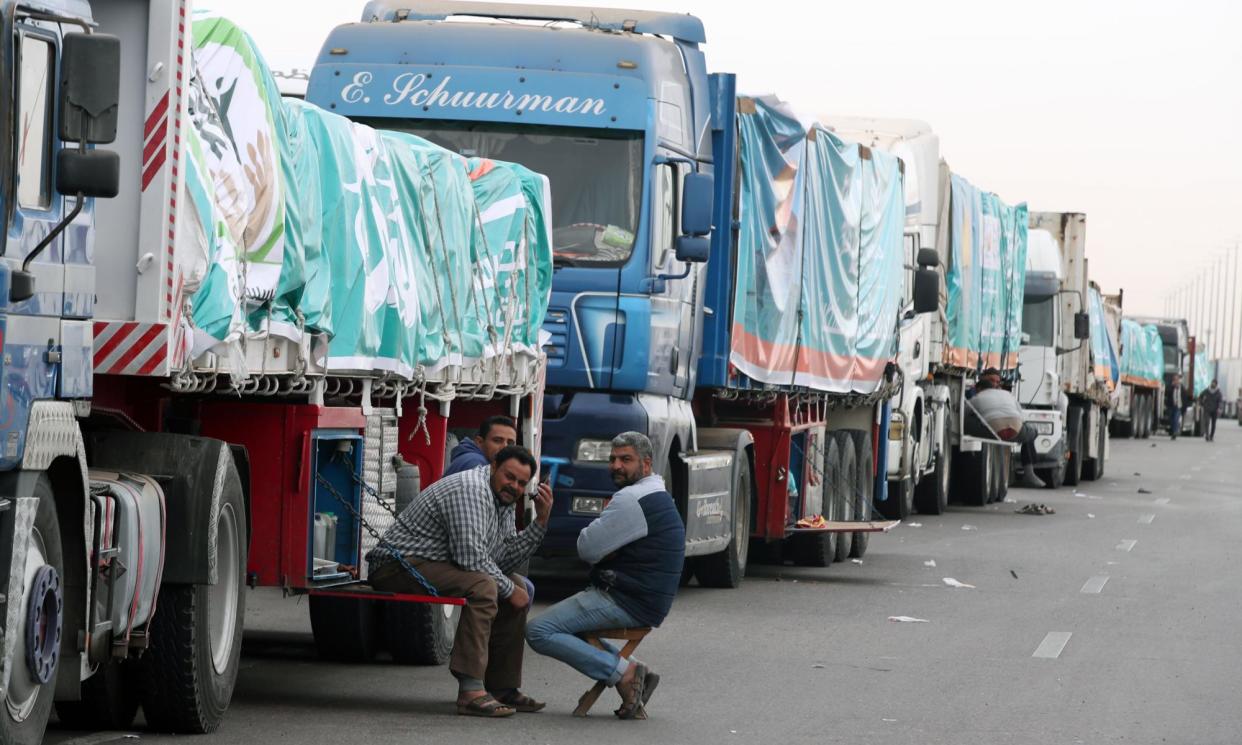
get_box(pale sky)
[202,0,1242,346]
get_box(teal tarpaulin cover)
[184,13,551,380]
[1088,287,1119,391]
[1119,319,1162,387]
[730,97,905,394]
[944,175,1028,370]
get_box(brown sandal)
[492,690,546,713]
[614,663,649,720]
[456,694,515,718]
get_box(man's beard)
[611,470,637,488]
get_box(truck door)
[3,26,66,420]
[650,161,695,398]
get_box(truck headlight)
[571,496,606,515]
[1030,421,1055,435]
[575,439,612,463]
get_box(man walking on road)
[367,445,553,718]
[1200,379,1223,441]
[526,432,686,719]
[1166,373,1187,439]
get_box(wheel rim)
[6,529,51,723]
[208,503,241,675]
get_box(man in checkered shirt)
[369,445,553,718]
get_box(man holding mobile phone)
[368,445,554,718]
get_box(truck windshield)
[363,118,643,266]
[1022,295,1056,347]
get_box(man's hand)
[533,482,553,526]
[507,582,530,609]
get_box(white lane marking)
[1033,631,1073,659]
[1080,575,1110,594]
[1179,475,1192,480]
[1139,513,1155,524]
[1116,539,1137,552]
[1192,466,1203,472]
[1154,498,1170,505]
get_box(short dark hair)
[981,367,1002,379]
[493,445,537,476]
[975,378,996,391]
[478,415,517,439]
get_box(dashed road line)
[1080,575,1109,594]
[1139,513,1155,524]
[1116,539,1137,552]
[1154,498,1170,505]
[1033,632,1073,659]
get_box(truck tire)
[832,441,856,563]
[54,659,140,731]
[958,446,990,507]
[1064,409,1084,487]
[993,447,1011,503]
[1084,414,1106,481]
[693,461,751,588]
[1137,396,1150,439]
[384,601,460,665]
[792,439,838,567]
[914,414,951,515]
[309,596,382,662]
[1,478,63,745]
[882,478,914,520]
[139,468,246,734]
[846,431,872,558]
[1112,409,1133,439]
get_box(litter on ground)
[888,616,930,623]
[923,560,937,567]
[1016,503,1055,515]
[942,578,975,589]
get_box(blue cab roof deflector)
[360,1,707,44]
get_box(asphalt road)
[49,420,1242,745]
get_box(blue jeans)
[526,587,640,685]
[1170,407,1182,437]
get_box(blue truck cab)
[308,2,746,568]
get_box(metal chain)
[313,471,439,597]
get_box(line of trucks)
[0,1,1170,741]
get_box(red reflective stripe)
[94,322,137,367]
[144,93,170,139]
[143,117,167,164]
[108,325,163,373]
[141,148,167,191]
[137,342,169,376]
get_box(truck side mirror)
[674,235,709,264]
[59,33,121,144]
[681,173,713,237]
[58,150,120,198]
[1074,311,1090,340]
[916,247,940,268]
[913,268,938,314]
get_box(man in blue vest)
[525,431,685,719]
[442,416,518,479]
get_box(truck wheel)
[1064,409,1083,487]
[140,474,246,734]
[994,447,1011,503]
[1084,415,1106,481]
[832,441,856,563]
[309,596,382,662]
[792,439,838,567]
[914,415,951,515]
[846,431,872,558]
[693,461,751,588]
[882,478,914,520]
[54,659,139,730]
[1,478,63,745]
[1136,396,1148,439]
[384,602,460,665]
[960,447,990,507]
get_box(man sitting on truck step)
[442,415,519,479]
[525,432,686,719]
[972,370,1045,488]
[367,445,554,718]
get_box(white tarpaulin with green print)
[181,14,551,382]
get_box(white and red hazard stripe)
[93,322,170,376]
